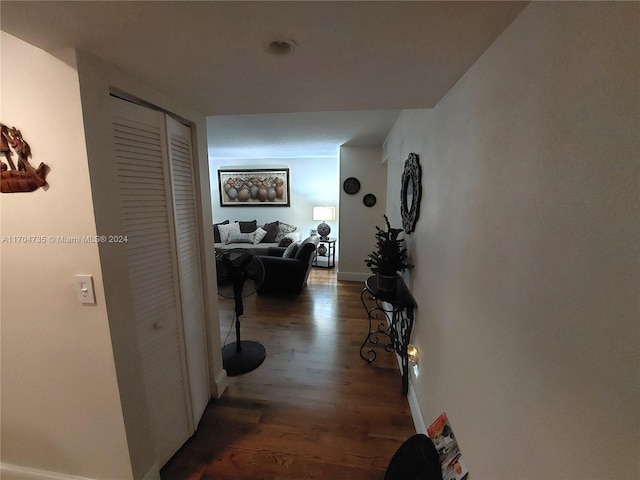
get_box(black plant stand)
[360,274,416,395]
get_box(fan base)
[222,341,266,376]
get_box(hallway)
[161,269,415,479]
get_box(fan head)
[216,249,265,300]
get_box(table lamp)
[312,206,335,241]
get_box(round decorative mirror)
[400,153,422,234]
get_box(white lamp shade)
[312,206,335,221]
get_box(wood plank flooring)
[160,267,416,479]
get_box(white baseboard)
[213,368,228,399]
[0,463,160,480]
[336,271,370,282]
[407,381,427,435]
[0,463,97,480]
[141,464,160,480]
[392,353,426,435]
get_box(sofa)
[257,236,319,295]
[213,219,301,256]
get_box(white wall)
[0,33,133,479]
[384,3,639,479]
[338,146,387,281]
[1,32,224,480]
[209,155,340,246]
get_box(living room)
[1,2,637,480]
[207,110,404,280]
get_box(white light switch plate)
[75,275,96,305]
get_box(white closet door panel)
[111,97,193,466]
[166,116,210,424]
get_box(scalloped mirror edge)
[400,153,422,234]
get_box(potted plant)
[365,215,412,292]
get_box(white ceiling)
[207,109,402,160]
[1,1,527,159]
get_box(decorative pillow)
[274,222,297,243]
[278,237,293,247]
[283,232,301,242]
[213,220,229,243]
[217,222,240,244]
[236,220,257,233]
[261,221,279,243]
[253,227,268,245]
[226,232,254,244]
[282,241,300,258]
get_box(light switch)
[75,275,96,305]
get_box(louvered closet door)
[166,116,210,423]
[111,97,193,466]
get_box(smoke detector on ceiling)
[267,39,297,56]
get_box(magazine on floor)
[427,412,469,480]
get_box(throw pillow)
[253,227,268,245]
[236,220,257,233]
[278,237,293,247]
[283,232,300,242]
[282,241,300,258]
[213,220,229,243]
[217,222,240,244]
[274,222,297,243]
[227,232,254,244]
[261,221,279,243]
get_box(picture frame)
[218,168,290,207]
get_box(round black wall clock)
[343,177,361,195]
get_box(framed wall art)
[218,168,290,207]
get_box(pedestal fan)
[216,249,266,376]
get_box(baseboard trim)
[141,464,160,480]
[213,368,228,399]
[0,463,98,480]
[392,349,426,435]
[407,381,427,435]
[336,271,369,282]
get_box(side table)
[312,238,336,268]
[360,274,416,395]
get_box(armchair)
[257,236,319,295]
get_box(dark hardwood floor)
[161,267,415,479]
